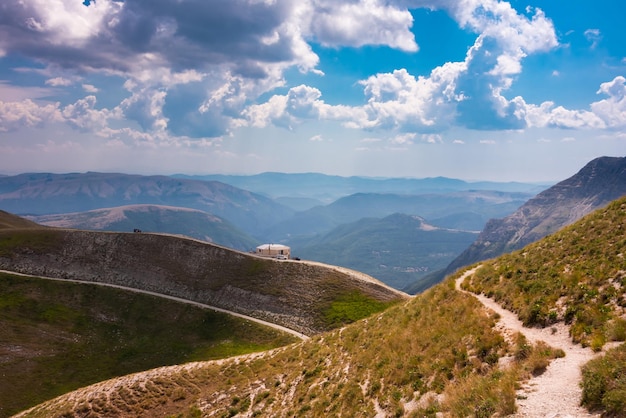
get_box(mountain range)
[2,156,625,295]
[264,190,529,242]
[176,172,547,205]
[0,172,294,238]
[441,156,626,278]
[0,171,538,291]
[27,204,259,252]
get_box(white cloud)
[82,84,99,93]
[390,133,416,145]
[305,0,418,51]
[45,77,73,87]
[518,98,605,129]
[590,76,626,129]
[422,133,443,144]
[62,95,120,133]
[0,99,62,132]
[584,28,602,49]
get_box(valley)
[1,156,626,417]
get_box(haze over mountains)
[2,156,625,293]
[0,172,294,239]
[441,156,626,279]
[28,205,259,252]
[0,171,541,290]
[291,213,478,289]
[176,172,547,206]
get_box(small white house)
[256,243,291,259]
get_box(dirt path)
[0,269,309,340]
[456,267,604,417]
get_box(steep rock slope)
[0,222,406,336]
[444,156,626,275]
[28,204,259,252]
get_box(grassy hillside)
[461,197,626,350]
[0,272,298,418]
[0,220,405,335]
[11,198,626,417]
[0,210,43,230]
[15,281,546,417]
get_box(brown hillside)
[0,227,406,336]
[0,210,44,230]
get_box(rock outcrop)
[444,156,626,274]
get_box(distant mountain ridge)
[443,156,626,276]
[27,204,259,251]
[0,172,294,238]
[178,172,548,203]
[267,190,531,242]
[291,213,478,289]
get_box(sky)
[0,0,625,182]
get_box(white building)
[256,243,291,259]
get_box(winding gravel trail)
[0,269,309,340]
[456,267,604,418]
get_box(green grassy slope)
[461,197,626,350]
[0,272,297,418]
[13,198,626,417]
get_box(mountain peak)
[442,156,626,276]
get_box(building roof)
[256,243,290,250]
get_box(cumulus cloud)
[591,76,626,129]
[2,0,624,142]
[242,0,561,133]
[82,84,99,93]
[243,84,359,129]
[0,99,62,131]
[305,0,418,51]
[45,77,73,87]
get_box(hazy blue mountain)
[274,196,325,211]
[28,204,260,252]
[405,155,626,294]
[266,190,530,242]
[444,156,626,275]
[0,172,294,239]
[291,213,478,289]
[175,172,549,203]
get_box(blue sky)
[0,0,625,182]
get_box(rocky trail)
[456,267,615,418]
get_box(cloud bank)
[0,0,624,146]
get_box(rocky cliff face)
[0,229,406,335]
[444,156,626,274]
